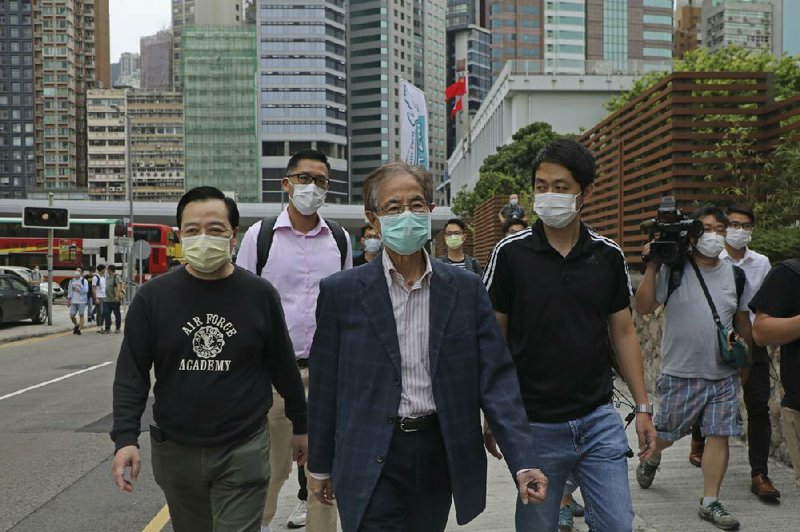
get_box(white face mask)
[290,183,326,216]
[725,227,752,250]
[364,237,382,255]
[182,235,232,273]
[696,233,726,258]
[534,192,581,229]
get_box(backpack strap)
[324,218,348,270]
[255,216,279,277]
[732,265,746,308]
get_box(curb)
[0,326,74,344]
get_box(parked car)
[0,274,48,325]
[0,265,34,284]
[39,281,65,299]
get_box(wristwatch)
[635,403,654,415]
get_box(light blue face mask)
[378,211,431,255]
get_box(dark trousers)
[94,300,105,329]
[151,424,270,532]
[103,302,121,331]
[691,347,772,476]
[358,425,452,532]
[298,465,308,501]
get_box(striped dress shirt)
[382,250,437,417]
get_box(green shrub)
[750,226,800,263]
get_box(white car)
[39,281,65,299]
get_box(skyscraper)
[0,0,35,199]
[487,0,543,78]
[348,0,447,202]
[95,0,111,89]
[675,0,703,58]
[182,25,259,201]
[141,29,173,90]
[87,88,128,201]
[785,0,799,55]
[116,52,140,88]
[702,0,783,56]
[257,0,349,203]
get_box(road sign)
[131,240,151,260]
[22,207,69,229]
[116,236,133,249]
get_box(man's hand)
[111,445,140,493]
[483,424,503,460]
[636,413,658,460]
[309,476,335,505]
[291,434,308,466]
[517,469,548,504]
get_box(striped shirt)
[382,250,437,417]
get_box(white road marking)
[0,361,114,401]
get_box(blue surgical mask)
[364,237,382,255]
[378,211,431,255]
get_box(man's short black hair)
[176,186,240,228]
[532,139,596,190]
[108,264,116,272]
[691,204,728,226]
[445,218,466,231]
[503,219,528,234]
[286,149,331,174]
[360,224,373,239]
[726,203,755,224]
[97,264,106,271]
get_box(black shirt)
[749,262,800,411]
[111,266,306,451]
[353,253,369,267]
[484,220,632,422]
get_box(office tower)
[87,89,128,201]
[487,0,543,78]
[32,0,103,196]
[116,52,140,88]
[0,0,35,199]
[257,0,349,203]
[94,0,110,88]
[141,30,173,90]
[171,0,244,90]
[182,25,259,201]
[785,0,799,55]
[702,0,783,56]
[675,0,703,58]
[348,0,448,202]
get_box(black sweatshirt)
[111,266,306,452]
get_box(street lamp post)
[110,103,134,301]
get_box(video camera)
[640,196,703,268]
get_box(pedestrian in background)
[103,265,123,334]
[67,268,88,335]
[354,223,381,266]
[84,266,95,323]
[92,264,107,333]
[498,193,527,226]
[436,218,482,275]
[111,186,308,531]
[503,218,528,237]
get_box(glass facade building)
[257,0,348,204]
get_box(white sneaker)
[287,499,307,528]
[260,526,271,532]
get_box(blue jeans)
[516,404,633,532]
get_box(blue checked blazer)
[308,253,538,532]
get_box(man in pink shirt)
[237,149,352,532]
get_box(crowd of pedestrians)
[107,143,799,532]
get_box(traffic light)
[22,207,70,229]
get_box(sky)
[109,0,172,63]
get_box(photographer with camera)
[635,203,753,530]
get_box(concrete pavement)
[0,300,124,344]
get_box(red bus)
[0,218,180,289]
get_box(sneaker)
[698,500,740,530]
[567,499,584,517]
[76,328,82,335]
[287,500,307,529]
[73,325,78,335]
[260,526,271,532]
[558,505,574,531]
[636,455,661,489]
[114,328,121,334]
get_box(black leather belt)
[395,413,438,432]
[297,358,309,369]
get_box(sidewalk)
[0,301,122,344]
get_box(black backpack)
[255,216,348,277]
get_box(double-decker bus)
[0,218,181,290]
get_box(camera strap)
[688,258,725,333]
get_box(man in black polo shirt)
[483,139,656,532]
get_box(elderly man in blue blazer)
[307,162,547,532]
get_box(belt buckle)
[399,417,419,433]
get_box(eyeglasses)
[728,222,754,231]
[286,172,330,189]
[378,201,430,216]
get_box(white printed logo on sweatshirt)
[179,313,239,372]
[192,325,225,359]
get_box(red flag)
[450,98,463,120]
[445,78,466,100]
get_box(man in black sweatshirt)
[111,187,307,532]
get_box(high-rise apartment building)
[182,25,259,201]
[675,0,702,58]
[141,30,173,90]
[0,0,35,199]
[87,89,127,201]
[95,0,110,88]
[702,0,783,56]
[348,0,448,202]
[487,0,543,78]
[257,0,349,204]
[116,52,140,88]
[171,0,244,90]
[32,0,104,197]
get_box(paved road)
[0,327,797,531]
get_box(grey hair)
[363,161,434,213]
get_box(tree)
[606,45,800,113]
[451,122,570,216]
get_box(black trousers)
[691,347,772,476]
[358,425,452,532]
